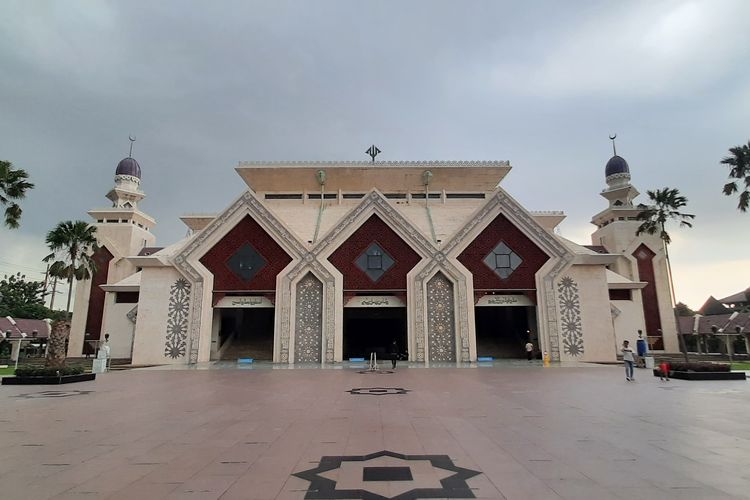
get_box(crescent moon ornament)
[609,134,617,155]
[128,135,136,157]
[608,134,617,141]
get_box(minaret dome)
[605,155,631,189]
[115,157,142,179]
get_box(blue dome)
[605,155,629,177]
[115,157,141,179]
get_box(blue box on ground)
[349,357,365,362]
[237,358,254,364]
[477,356,494,362]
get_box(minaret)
[591,136,677,351]
[68,140,158,357]
[591,136,642,267]
[89,137,156,240]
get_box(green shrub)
[14,366,85,377]
[669,362,730,373]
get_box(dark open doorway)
[343,307,407,360]
[475,306,534,358]
[218,308,274,360]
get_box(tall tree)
[43,221,99,367]
[636,187,695,360]
[0,160,34,229]
[720,140,750,212]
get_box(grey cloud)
[0,0,748,309]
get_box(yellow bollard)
[543,351,550,367]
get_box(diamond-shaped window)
[483,241,522,279]
[355,243,395,282]
[227,243,267,282]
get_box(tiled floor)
[1,362,749,499]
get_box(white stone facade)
[70,158,679,365]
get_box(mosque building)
[68,147,679,365]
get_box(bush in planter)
[669,362,730,372]
[14,366,85,377]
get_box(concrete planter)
[652,369,746,381]
[1,373,96,385]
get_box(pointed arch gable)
[442,188,570,262]
[284,189,439,363]
[327,214,421,291]
[172,190,308,363]
[174,191,307,274]
[302,189,476,362]
[441,188,575,361]
[313,189,437,260]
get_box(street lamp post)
[6,331,28,371]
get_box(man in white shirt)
[622,340,635,381]
[525,341,534,361]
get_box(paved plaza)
[1,362,749,500]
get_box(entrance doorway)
[217,308,274,360]
[475,306,535,358]
[343,307,406,360]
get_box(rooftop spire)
[128,135,136,158]
[365,144,381,163]
[609,134,617,156]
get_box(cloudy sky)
[1,0,748,310]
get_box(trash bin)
[644,356,654,369]
[92,358,107,374]
[636,338,648,357]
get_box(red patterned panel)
[200,215,293,291]
[458,214,550,290]
[633,244,663,348]
[83,246,114,344]
[328,215,421,290]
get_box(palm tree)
[720,140,750,212]
[0,160,34,229]
[43,221,99,367]
[636,187,695,361]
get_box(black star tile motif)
[346,387,410,396]
[14,390,93,399]
[293,450,481,499]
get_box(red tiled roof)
[678,313,750,335]
[698,296,729,316]
[718,287,749,305]
[0,317,51,338]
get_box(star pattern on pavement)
[346,387,410,396]
[293,450,481,499]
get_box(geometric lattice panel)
[355,242,395,282]
[557,276,584,357]
[226,243,267,282]
[427,272,456,362]
[164,278,190,359]
[483,241,522,279]
[294,273,323,363]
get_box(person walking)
[525,341,534,361]
[389,339,399,369]
[622,340,635,381]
